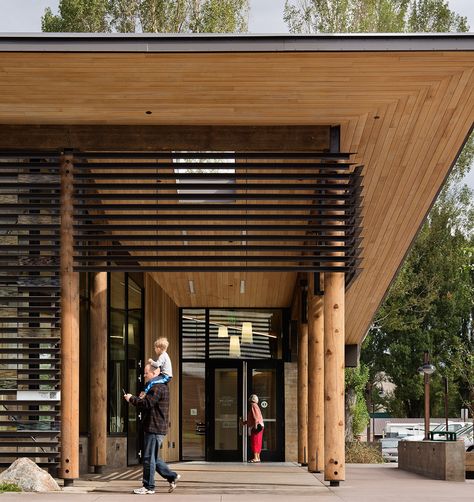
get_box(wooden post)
[297,321,308,465]
[60,153,80,484]
[89,272,108,472]
[324,272,345,485]
[307,274,325,472]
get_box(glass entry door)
[247,360,284,462]
[207,361,243,461]
[207,360,284,462]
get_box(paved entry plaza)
[1,463,473,501]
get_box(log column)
[89,272,107,472]
[307,274,325,472]
[324,271,345,485]
[60,153,80,484]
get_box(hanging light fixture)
[218,325,228,338]
[241,322,253,344]
[229,335,241,358]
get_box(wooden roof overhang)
[0,33,473,345]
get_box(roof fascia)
[0,32,473,53]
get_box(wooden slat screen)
[0,154,60,472]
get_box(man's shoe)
[133,487,155,495]
[168,474,181,493]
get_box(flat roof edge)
[0,32,473,52]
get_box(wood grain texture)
[89,272,108,467]
[0,51,472,343]
[324,272,345,482]
[60,154,80,479]
[308,286,324,473]
[145,273,180,462]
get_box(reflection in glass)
[109,273,126,433]
[251,369,277,452]
[214,369,238,451]
[209,310,282,359]
[127,277,143,463]
[181,363,205,460]
[181,309,206,359]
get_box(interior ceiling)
[0,50,473,344]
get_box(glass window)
[109,273,126,433]
[79,273,90,434]
[209,309,282,359]
[181,363,205,460]
[181,309,206,359]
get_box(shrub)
[345,441,384,464]
[0,482,21,493]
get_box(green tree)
[284,0,473,423]
[361,148,474,417]
[284,0,468,33]
[42,0,110,32]
[345,364,370,440]
[42,0,249,33]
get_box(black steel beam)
[73,234,352,242]
[75,265,353,272]
[73,223,354,231]
[73,182,352,191]
[74,151,353,160]
[72,203,355,211]
[74,172,354,180]
[73,213,353,221]
[73,193,353,200]
[74,255,353,262]
[73,244,351,252]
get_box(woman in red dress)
[242,394,264,462]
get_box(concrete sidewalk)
[0,462,473,501]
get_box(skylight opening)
[173,151,236,203]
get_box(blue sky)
[0,0,472,188]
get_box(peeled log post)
[60,153,80,484]
[89,271,107,472]
[324,272,345,485]
[297,321,308,465]
[307,280,325,472]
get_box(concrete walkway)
[1,462,473,501]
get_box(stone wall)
[284,362,298,462]
[79,436,127,474]
[398,440,465,482]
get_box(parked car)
[380,437,401,462]
[402,422,467,442]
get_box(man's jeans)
[142,433,177,490]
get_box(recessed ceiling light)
[240,280,245,294]
[188,280,195,294]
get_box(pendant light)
[241,322,253,344]
[218,325,228,338]
[229,335,241,358]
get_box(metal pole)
[444,377,449,432]
[424,351,430,441]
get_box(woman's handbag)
[254,423,263,433]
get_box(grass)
[345,441,385,464]
[0,482,21,493]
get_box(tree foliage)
[284,0,468,33]
[284,0,473,422]
[345,364,370,439]
[42,0,249,33]
[362,140,474,417]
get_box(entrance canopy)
[0,33,473,345]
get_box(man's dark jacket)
[129,379,169,435]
